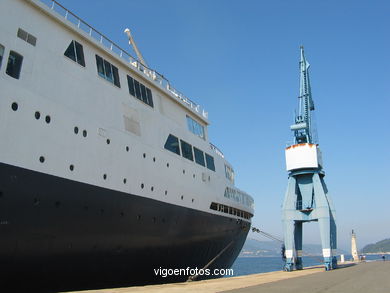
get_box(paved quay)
[65,265,325,293]
[223,261,390,293]
[63,261,390,293]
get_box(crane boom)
[124,28,148,67]
[290,46,316,144]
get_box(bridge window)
[96,54,120,87]
[186,116,205,139]
[6,51,23,79]
[180,140,193,161]
[194,147,205,166]
[225,164,235,183]
[0,44,4,69]
[17,28,37,46]
[64,40,85,67]
[164,134,180,155]
[205,153,215,171]
[127,75,153,107]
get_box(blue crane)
[282,46,337,271]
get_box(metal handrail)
[210,142,224,158]
[38,0,208,120]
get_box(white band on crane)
[286,250,293,258]
[322,248,331,257]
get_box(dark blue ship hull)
[0,162,250,291]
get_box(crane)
[282,46,337,271]
[124,28,148,68]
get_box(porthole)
[39,156,45,163]
[69,164,74,171]
[193,174,196,179]
[192,198,194,203]
[11,102,18,111]
[153,157,156,162]
[35,111,40,120]
[33,198,40,206]
[45,115,51,124]
[103,174,107,180]
[183,169,185,174]
[126,146,129,152]
[164,190,168,195]
[153,217,156,223]
[123,178,127,184]
[167,163,170,168]
[83,130,87,137]
[74,127,79,134]
[143,153,146,158]
[151,186,154,192]
[106,139,110,145]
[120,212,124,217]
[137,215,141,220]
[181,195,184,200]
[141,183,144,189]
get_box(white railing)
[210,143,224,158]
[37,0,208,120]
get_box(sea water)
[229,254,385,277]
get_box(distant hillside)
[362,239,390,253]
[239,238,347,257]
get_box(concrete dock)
[63,261,390,293]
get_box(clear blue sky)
[60,0,389,251]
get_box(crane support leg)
[294,222,303,270]
[282,170,337,271]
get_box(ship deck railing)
[210,143,224,158]
[37,0,208,120]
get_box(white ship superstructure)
[0,0,254,290]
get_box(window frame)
[6,50,23,79]
[95,54,120,87]
[17,28,37,46]
[64,40,85,67]
[127,74,154,108]
[164,134,181,155]
[194,147,205,167]
[180,139,194,161]
[0,44,4,70]
[186,115,205,140]
[205,153,215,171]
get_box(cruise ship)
[0,0,254,290]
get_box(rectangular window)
[64,40,85,67]
[127,75,135,96]
[95,54,120,87]
[180,140,194,161]
[164,134,180,155]
[17,28,37,46]
[225,164,235,183]
[146,88,154,107]
[186,116,205,139]
[0,44,4,69]
[194,147,205,166]
[134,79,141,98]
[127,75,154,108]
[6,51,23,79]
[205,153,215,171]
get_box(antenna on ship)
[124,28,148,67]
[281,46,337,271]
